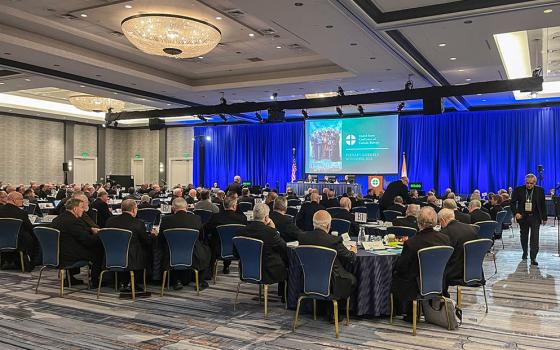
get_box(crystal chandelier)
[68,95,125,112]
[121,14,222,59]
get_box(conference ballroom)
[1,1,560,349]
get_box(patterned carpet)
[1,224,560,349]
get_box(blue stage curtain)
[193,122,304,191]
[195,106,560,194]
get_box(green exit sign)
[183,152,190,159]
[81,152,89,157]
[135,154,141,159]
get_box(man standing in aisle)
[226,176,242,197]
[510,173,547,265]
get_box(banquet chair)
[0,218,25,272]
[193,209,213,225]
[161,228,200,296]
[97,229,146,300]
[284,214,295,223]
[213,224,245,284]
[365,202,380,221]
[33,227,91,296]
[351,206,367,214]
[494,210,507,249]
[501,206,514,237]
[24,203,37,215]
[286,206,299,217]
[293,245,349,338]
[472,221,498,274]
[238,202,253,213]
[387,226,417,239]
[287,199,301,207]
[330,219,351,236]
[383,210,402,222]
[326,207,346,217]
[137,208,161,225]
[390,246,454,335]
[448,239,492,313]
[232,236,286,318]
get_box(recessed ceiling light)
[544,9,553,13]
[248,33,255,37]
[125,5,133,9]
[141,98,147,101]
[449,57,457,60]
[438,43,447,47]
[113,92,118,95]
[458,69,465,72]
[166,103,171,106]
[198,56,204,59]
[465,78,471,81]
[24,78,31,82]
[476,93,482,96]
[80,85,85,88]
[215,16,222,20]
[0,82,4,85]
[276,46,282,49]
[80,13,88,18]
[370,88,375,91]
[482,99,487,101]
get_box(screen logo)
[345,134,356,146]
[370,177,380,188]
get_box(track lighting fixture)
[336,106,343,117]
[197,115,207,122]
[301,109,309,119]
[405,74,414,90]
[357,105,364,116]
[397,102,405,113]
[337,86,345,97]
[256,111,263,122]
[270,92,278,100]
[218,113,227,122]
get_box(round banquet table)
[287,246,400,317]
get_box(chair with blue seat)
[473,220,498,273]
[365,202,380,221]
[287,199,301,207]
[161,228,201,296]
[97,228,146,300]
[284,214,294,223]
[286,206,299,217]
[292,245,349,338]
[448,239,493,313]
[383,210,402,222]
[494,210,507,249]
[24,203,37,215]
[33,227,91,296]
[387,225,417,239]
[237,202,253,213]
[326,207,346,217]
[351,206,367,214]
[390,245,454,336]
[213,224,245,283]
[194,209,213,225]
[232,236,286,318]
[137,208,161,225]
[330,219,351,236]
[88,208,98,225]
[0,218,25,272]
[151,198,161,207]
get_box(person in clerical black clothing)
[91,190,113,228]
[226,176,243,197]
[0,191,36,270]
[269,196,303,242]
[510,173,547,265]
[296,192,324,231]
[379,177,411,216]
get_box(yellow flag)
[401,152,407,177]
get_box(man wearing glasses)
[511,174,547,265]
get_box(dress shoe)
[173,281,183,291]
[522,253,527,260]
[531,260,539,266]
[197,281,209,291]
[222,266,230,274]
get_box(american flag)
[291,148,297,182]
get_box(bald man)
[298,210,356,299]
[331,197,359,236]
[0,191,36,270]
[296,192,324,231]
[226,176,242,197]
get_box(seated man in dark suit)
[0,191,36,270]
[392,204,420,231]
[489,194,504,221]
[138,195,153,209]
[211,190,225,206]
[320,189,339,209]
[298,210,356,300]
[285,187,299,200]
[426,194,441,213]
[391,207,451,322]
[105,199,154,291]
[91,191,113,228]
[185,189,198,205]
[332,197,359,236]
[438,208,479,293]
[296,192,324,231]
[237,188,255,207]
[51,198,103,285]
[364,188,377,201]
[387,196,407,216]
[468,199,491,224]
[205,197,247,274]
[159,197,211,290]
[235,203,288,295]
[264,191,278,213]
[442,198,471,224]
[269,196,303,242]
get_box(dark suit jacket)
[270,210,303,242]
[91,199,112,228]
[137,202,153,210]
[295,202,324,231]
[159,210,210,271]
[379,180,411,209]
[392,228,451,302]
[510,185,547,221]
[427,203,441,213]
[441,220,479,281]
[454,210,471,224]
[298,229,357,299]
[392,215,419,231]
[51,210,101,266]
[226,182,242,196]
[320,198,340,209]
[237,196,255,207]
[236,221,288,284]
[105,213,151,270]
[331,209,359,236]
[387,204,407,216]
[0,203,35,253]
[489,204,504,221]
[470,209,491,224]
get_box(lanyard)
[526,188,534,202]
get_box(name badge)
[525,201,532,212]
